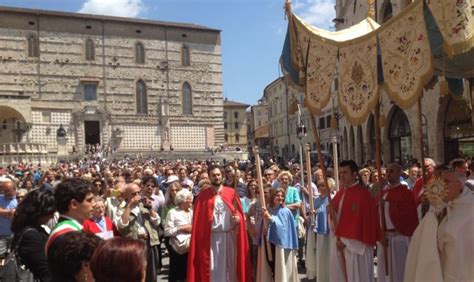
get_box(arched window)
[182,82,193,115]
[85,39,95,61]
[389,106,411,162]
[136,80,148,114]
[182,45,191,66]
[224,134,228,142]
[235,134,240,143]
[350,126,355,160]
[27,34,39,57]
[358,126,364,165]
[367,113,376,160]
[135,42,145,64]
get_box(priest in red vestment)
[187,165,251,282]
[330,160,380,282]
[375,163,418,282]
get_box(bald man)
[115,183,161,282]
[405,169,474,281]
[375,163,418,282]
[0,180,17,257]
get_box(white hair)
[425,158,436,167]
[174,189,192,206]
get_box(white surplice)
[210,196,236,282]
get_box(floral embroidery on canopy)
[338,37,379,125]
[378,0,434,109]
[426,0,474,58]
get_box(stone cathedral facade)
[0,6,224,156]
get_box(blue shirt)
[284,186,302,226]
[0,195,17,236]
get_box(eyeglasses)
[292,168,300,171]
[264,174,274,176]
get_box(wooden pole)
[254,146,266,208]
[304,143,315,226]
[374,102,389,276]
[417,96,429,217]
[308,113,347,281]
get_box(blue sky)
[0,0,335,105]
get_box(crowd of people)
[0,154,472,281]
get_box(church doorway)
[84,121,100,145]
[444,97,474,160]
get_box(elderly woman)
[277,171,302,226]
[164,189,193,282]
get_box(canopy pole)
[417,95,429,217]
[308,113,347,282]
[254,146,266,208]
[374,102,389,276]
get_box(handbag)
[0,228,35,282]
[170,235,191,255]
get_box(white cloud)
[293,0,335,30]
[78,0,143,18]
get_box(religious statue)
[56,124,67,137]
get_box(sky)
[0,0,336,106]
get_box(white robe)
[306,231,317,279]
[316,233,331,282]
[405,187,474,282]
[210,196,236,282]
[274,246,298,282]
[256,236,272,282]
[437,188,474,281]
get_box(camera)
[141,196,152,209]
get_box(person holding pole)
[375,163,418,282]
[329,160,380,282]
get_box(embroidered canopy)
[281,0,474,125]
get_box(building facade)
[263,77,337,161]
[0,6,224,158]
[334,0,474,165]
[223,99,249,148]
[247,101,271,155]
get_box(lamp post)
[296,103,307,189]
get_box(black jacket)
[13,226,52,282]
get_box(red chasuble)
[375,184,419,236]
[333,183,380,246]
[187,186,251,282]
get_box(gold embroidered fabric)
[378,0,434,109]
[426,0,474,57]
[303,38,338,115]
[338,37,379,125]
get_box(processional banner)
[378,0,434,109]
[290,15,338,115]
[426,0,474,57]
[338,36,379,126]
